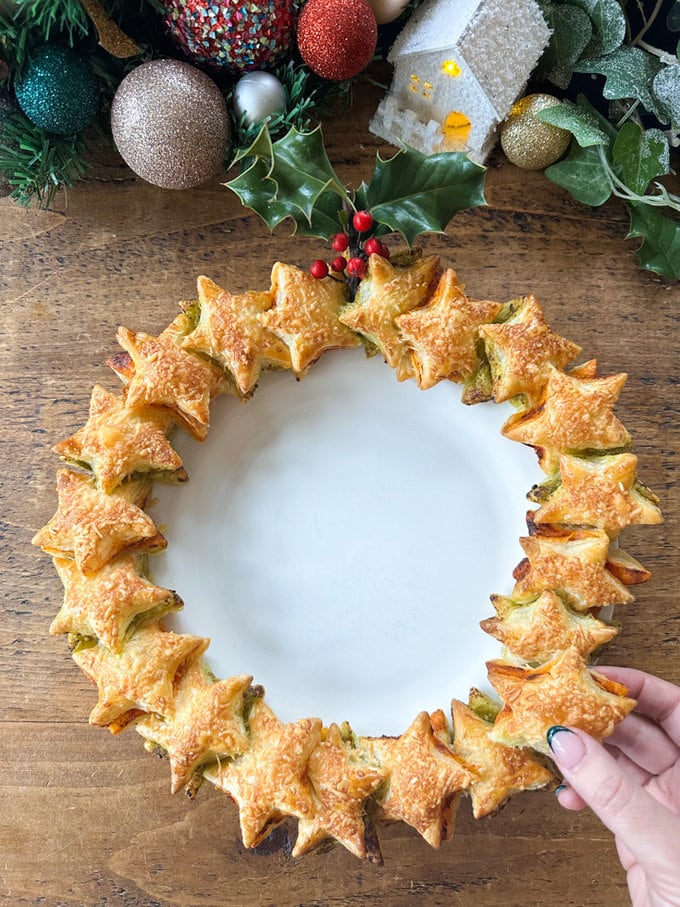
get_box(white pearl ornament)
[232,71,287,126]
[365,0,410,24]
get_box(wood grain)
[1,82,678,906]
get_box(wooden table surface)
[1,84,678,907]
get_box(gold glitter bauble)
[500,94,571,170]
[111,60,230,190]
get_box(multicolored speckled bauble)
[297,0,378,81]
[163,0,296,73]
[15,45,100,136]
[110,60,231,190]
[500,94,571,171]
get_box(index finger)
[595,666,680,746]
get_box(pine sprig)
[0,110,91,207]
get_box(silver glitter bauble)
[500,94,571,171]
[111,59,230,189]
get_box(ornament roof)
[388,0,484,60]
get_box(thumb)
[547,726,679,871]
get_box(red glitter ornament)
[297,0,378,81]
[163,0,296,73]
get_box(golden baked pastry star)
[182,276,291,395]
[367,711,475,847]
[339,254,442,381]
[530,452,663,536]
[481,589,618,663]
[478,295,581,403]
[257,262,358,374]
[137,661,253,794]
[487,646,636,754]
[116,325,228,440]
[73,623,208,731]
[451,699,553,818]
[293,723,385,861]
[32,469,165,575]
[513,529,635,611]
[54,385,185,493]
[503,366,631,472]
[50,553,182,652]
[206,701,322,848]
[395,269,503,389]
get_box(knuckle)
[587,770,631,817]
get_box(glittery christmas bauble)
[233,71,287,126]
[110,60,230,190]
[163,0,296,73]
[297,0,378,81]
[15,45,100,136]
[500,94,571,171]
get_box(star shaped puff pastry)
[478,295,581,403]
[395,269,503,389]
[451,699,553,818]
[256,262,358,374]
[512,529,635,611]
[503,366,631,473]
[137,661,253,794]
[292,723,385,861]
[32,469,165,575]
[116,324,228,440]
[339,254,442,381]
[73,623,208,731]
[487,646,636,754]
[481,589,618,663]
[53,385,185,493]
[182,276,292,395]
[530,453,663,536]
[50,553,182,652]
[205,701,322,848]
[366,711,475,847]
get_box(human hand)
[547,667,680,907]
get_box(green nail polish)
[546,725,572,750]
[554,784,568,796]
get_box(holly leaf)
[360,146,486,247]
[626,203,680,280]
[576,47,667,121]
[536,95,614,147]
[538,3,593,88]
[569,0,626,56]
[545,141,612,206]
[612,123,670,195]
[227,156,294,232]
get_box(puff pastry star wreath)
[34,253,663,862]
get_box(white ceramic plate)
[151,348,540,736]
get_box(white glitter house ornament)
[370,0,551,161]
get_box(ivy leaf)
[612,123,670,195]
[569,0,626,56]
[360,146,486,247]
[652,65,680,129]
[536,95,614,146]
[539,3,593,88]
[626,203,680,280]
[576,47,667,121]
[545,141,612,206]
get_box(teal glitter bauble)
[15,45,100,136]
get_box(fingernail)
[554,783,568,797]
[546,726,586,769]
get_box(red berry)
[352,210,373,233]
[347,257,366,278]
[331,232,349,251]
[310,259,329,279]
[364,237,382,256]
[330,256,347,272]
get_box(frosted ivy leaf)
[570,0,626,56]
[539,3,593,89]
[652,65,680,129]
[577,47,667,122]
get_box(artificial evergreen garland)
[0,0,678,278]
